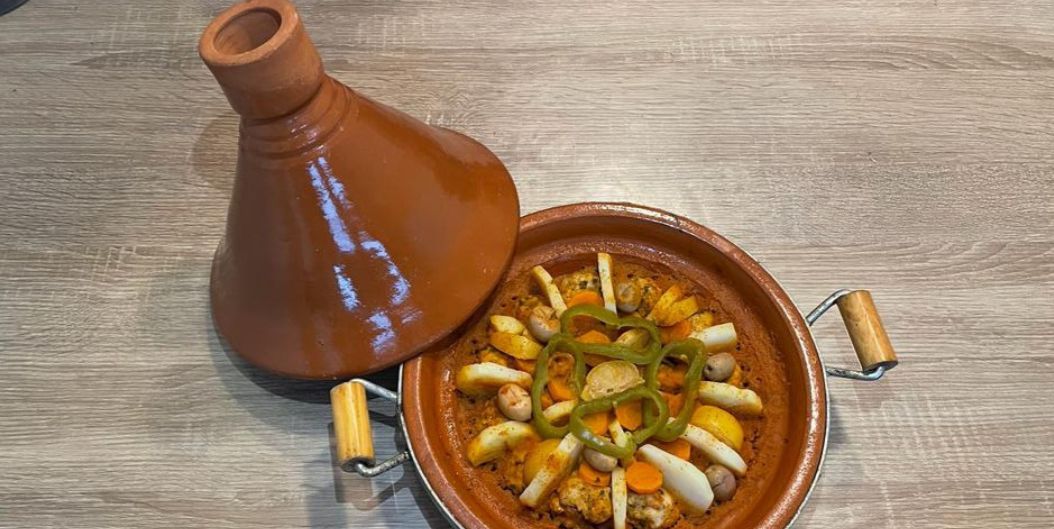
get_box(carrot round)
[568,293,607,333]
[659,319,692,344]
[513,357,536,373]
[615,400,643,430]
[652,438,692,460]
[547,353,576,401]
[568,290,605,308]
[656,363,687,391]
[625,460,663,494]
[661,391,685,416]
[578,461,612,487]
[548,378,575,402]
[582,410,611,435]
[576,330,611,344]
[576,330,612,365]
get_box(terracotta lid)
[200,0,520,379]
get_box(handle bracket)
[807,289,898,381]
[331,378,410,477]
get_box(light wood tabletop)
[2,0,1053,528]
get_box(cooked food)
[456,253,767,528]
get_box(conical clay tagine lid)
[200,0,520,379]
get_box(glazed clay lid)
[201,0,520,379]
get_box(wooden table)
[2,1,1052,527]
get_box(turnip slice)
[637,444,714,513]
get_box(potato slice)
[456,363,533,396]
[490,332,543,360]
[680,424,747,476]
[466,421,539,466]
[542,399,577,424]
[597,252,618,314]
[614,328,650,349]
[688,311,715,332]
[490,314,526,335]
[581,360,644,401]
[690,405,744,451]
[692,322,737,352]
[653,296,700,326]
[612,466,628,529]
[645,285,683,322]
[531,265,568,315]
[697,381,763,416]
[519,433,584,507]
[637,444,714,513]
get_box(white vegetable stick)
[691,322,737,352]
[489,314,526,335]
[466,421,538,466]
[609,420,634,467]
[612,466,628,529]
[519,433,583,507]
[542,399,577,424]
[680,424,748,476]
[531,265,568,315]
[597,252,618,314]
[455,363,532,396]
[697,381,764,416]
[638,444,714,513]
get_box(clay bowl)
[334,202,897,529]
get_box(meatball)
[628,489,681,529]
[557,476,613,524]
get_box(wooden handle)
[836,290,898,371]
[331,380,374,471]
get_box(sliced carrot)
[659,319,692,344]
[578,461,612,487]
[656,363,687,391]
[540,391,554,409]
[513,357,536,373]
[625,460,663,494]
[547,353,576,401]
[615,400,643,430]
[582,410,611,436]
[576,330,612,365]
[548,378,575,402]
[576,330,611,344]
[568,292,607,333]
[661,391,685,416]
[568,290,605,308]
[652,438,692,460]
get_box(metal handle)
[807,289,899,381]
[330,378,410,477]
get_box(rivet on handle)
[807,289,899,381]
[330,378,410,477]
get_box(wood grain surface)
[1,0,1052,528]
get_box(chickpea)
[583,448,618,472]
[704,464,737,502]
[615,281,642,313]
[527,305,560,343]
[705,352,736,382]
[497,384,532,422]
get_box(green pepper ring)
[529,303,707,457]
[568,386,668,459]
